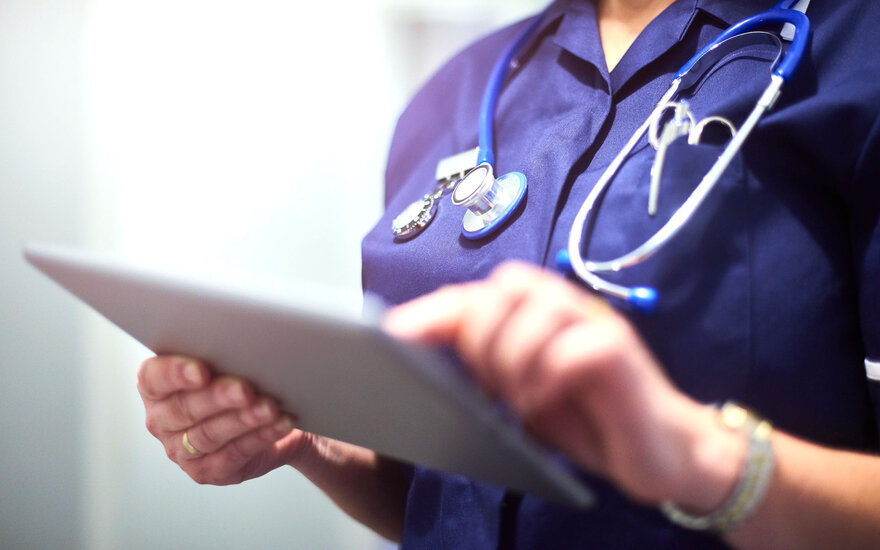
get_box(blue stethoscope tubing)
[454,13,545,240]
[563,0,810,313]
[478,13,546,168]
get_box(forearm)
[665,401,880,549]
[290,433,409,542]
[725,432,880,550]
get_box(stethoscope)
[392,0,810,313]
[390,13,544,241]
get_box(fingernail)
[273,416,294,434]
[226,382,246,405]
[183,363,202,385]
[253,400,273,420]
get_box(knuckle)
[144,413,162,437]
[568,331,626,385]
[188,467,214,485]
[532,277,569,305]
[490,260,524,278]
[596,324,630,362]
[221,439,249,465]
[434,283,462,301]
[195,421,219,450]
[185,460,228,486]
[172,391,197,426]
[491,261,538,286]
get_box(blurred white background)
[0,0,543,548]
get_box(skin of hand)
[137,356,309,486]
[382,261,744,511]
[137,356,410,541]
[136,261,880,548]
[383,262,880,550]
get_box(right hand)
[137,355,310,485]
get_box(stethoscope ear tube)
[478,14,547,167]
[564,72,786,312]
[561,85,677,310]
[561,0,810,312]
[555,249,658,313]
[674,7,809,82]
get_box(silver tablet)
[25,243,593,507]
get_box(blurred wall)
[1,1,542,548]
[0,1,86,549]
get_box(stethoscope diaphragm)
[452,164,527,239]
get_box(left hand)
[383,262,742,509]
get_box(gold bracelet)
[660,402,775,532]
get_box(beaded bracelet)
[660,402,775,532]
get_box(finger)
[138,355,209,401]
[520,318,624,416]
[490,271,613,386]
[382,261,548,342]
[488,289,580,403]
[179,397,279,457]
[146,377,255,435]
[523,393,605,473]
[455,264,549,388]
[192,416,298,485]
[517,318,669,478]
[477,264,598,396]
[382,283,475,345]
[454,286,524,394]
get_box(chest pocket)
[585,137,752,402]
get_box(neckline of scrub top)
[552,0,701,93]
[550,0,784,95]
[697,0,784,27]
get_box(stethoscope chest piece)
[452,163,527,239]
[391,195,438,240]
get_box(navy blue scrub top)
[362,0,880,547]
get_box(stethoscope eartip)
[626,287,659,314]
[557,248,657,314]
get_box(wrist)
[671,403,747,513]
[662,402,775,532]
[286,433,374,482]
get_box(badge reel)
[391,148,479,240]
[390,148,528,241]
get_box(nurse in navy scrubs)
[136,0,880,547]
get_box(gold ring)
[181,431,202,456]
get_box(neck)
[597,0,676,71]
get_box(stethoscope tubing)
[575,75,783,276]
[478,13,546,167]
[676,7,809,82]
[566,1,809,312]
[433,0,809,313]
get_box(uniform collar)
[695,0,779,26]
[547,0,779,93]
